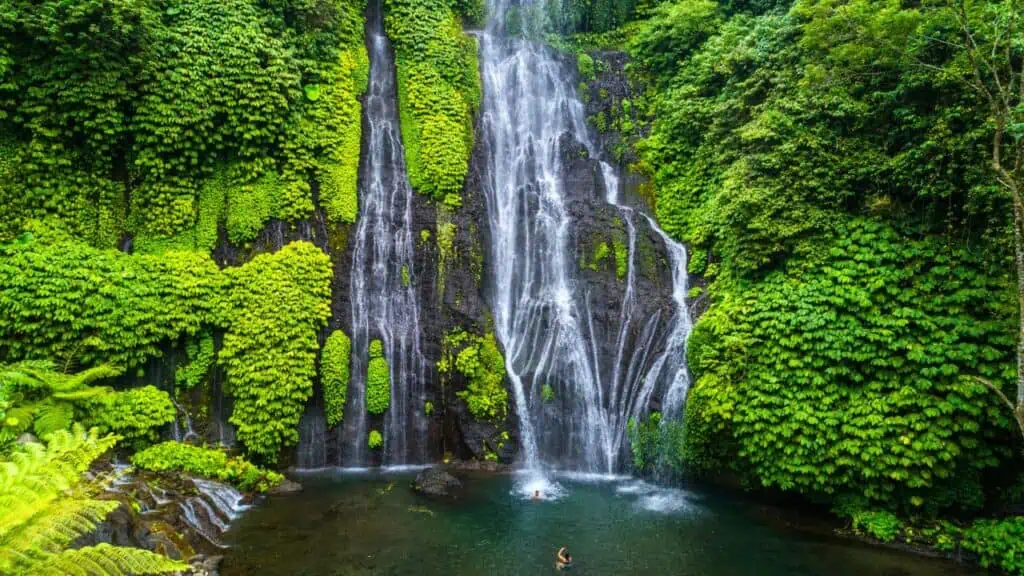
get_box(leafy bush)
[132,441,283,493]
[0,426,187,575]
[850,509,903,543]
[542,384,555,402]
[960,517,1024,575]
[85,386,176,451]
[385,0,480,201]
[175,331,215,390]
[368,429,383,450]
[0,234,224,369]
[321,330,351,428]
[440,331,508,421]
[0,0,367,246]
[218,241,332,462]
[577,53,596,80]
[366,339,391,415]
[627,412,686,475]
[682,220,1015,512]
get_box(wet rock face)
[412,467,463,497]
[77,465,246,574]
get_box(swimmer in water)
[532,490,541,501]
[556,547,572,570]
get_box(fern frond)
[4,405,36,435]
[0,498,118,566]
[0,361,55,391]
[32,543,187,576]
[52,386,116,402]
[57,366,123,393]
[32,402,74,438]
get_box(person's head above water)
[535,490,540,497]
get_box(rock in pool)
[413,467,462,497]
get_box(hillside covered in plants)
[1,0,1023,573]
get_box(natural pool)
[220,470,977,576]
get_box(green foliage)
[0,0,367,244]
[294,44,369,226]
[542,384,555,402]
[0,362,120,443]
[436,215,457,299]
[366,339,391,415]
[401,265,411,287]
[175,331,215,390]
[960,516,1024,575]
[682,220,1015,512]
[0,232,223,369]
[627,412,687,475]
[0,426,187,575]
[612,221,628,280]
[218,241,332,462]
[321,330,351,428]
[84,386,176,452]
[226,168,284,245]
[633,0,1020,518]
[132,441,283,493]
[577,53,596,81]
[386,0,480,200]
[424,401,434,415]
[368,429,383,449]
[440,331,507,421]
[628,0,721,82]
[850,509,902,543]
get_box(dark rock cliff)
[151,45,690,471]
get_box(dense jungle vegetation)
[617,0,1024,569]
[1,0,1023,572]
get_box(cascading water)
[478,0,693,476]
[343,0,428,466]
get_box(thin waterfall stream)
[478,0,693,478]
[343,0,428,466]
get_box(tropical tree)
[933,0,1024,440]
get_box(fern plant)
[0,361,120,444]
[0,425,186,575]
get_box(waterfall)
[343,0,428,466]
[478,0,693,474]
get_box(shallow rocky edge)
[80,457,304,576]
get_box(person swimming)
[532,490,541,501]
[556,546,572,570]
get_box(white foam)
[615,480,658,496]
[553,471,632,483]
[512,471,568,501]
[636,490,691,514]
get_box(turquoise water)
[220,470,976,576]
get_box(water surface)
[221,471,976,575]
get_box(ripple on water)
[614,480,695,515]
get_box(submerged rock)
[269,478,303,495]
[413,467,463,497]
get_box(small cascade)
[170,398,200,444]
[343,0,427,466]
[179,478,251,548]
[477,0,693,474]
[209,367,236,447]
[297,408,327,469]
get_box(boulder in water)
[269,478,303,495]
[413,468,462,497]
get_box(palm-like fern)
[0,361,121,441]
[0,426,186,575]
